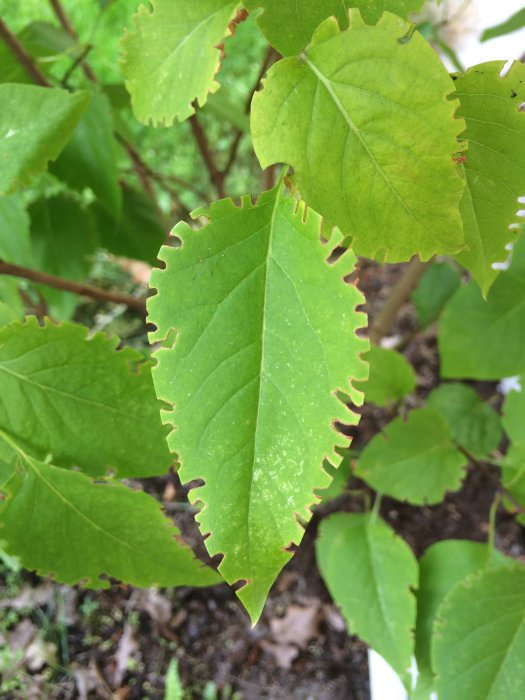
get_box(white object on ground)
[368,650,409,700]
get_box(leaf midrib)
[245,188,282,607]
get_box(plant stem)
[369,257,431,344]
[190,114,227,198]
[488,492,501,553]
[48,0,97,83]
[0,18,51,87]
[0,261,146,315]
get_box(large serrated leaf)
[316,513,418,684]
[120,0,239,125]
[433,565,525,700]
[251,11,465,262]
[355,408,467,505]
[452,61,525,294]
[243,0,425,55]
[439,233,525,380]
[0,442,219,590]
[0,84,90,195]
[148,186,368,622]
[0,319,171,478]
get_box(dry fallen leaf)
[260,640,299,669]
[111,624,140,687]
[269,603,320,649]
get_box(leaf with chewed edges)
[251,11,465,262]
[243,0,425,56]
[148,185,368,622]
[452,61,525,294]
[0,439,219,590]
[120,0,239,125]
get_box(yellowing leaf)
[251,12,465,262]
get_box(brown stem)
[368,257,431,344]
[247,46,280,110]
[222,46,280,181]
[48,0,97,83]
[189,115,227,198]
[0,18,51,87]
[0,261,146,314]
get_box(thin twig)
[369,257,431,344]
[61,43,94,87]
[49,0,97,82]
[0,18,51,87]
[0,261,146,314]
[223,46,280,181]
[189,114,227,198]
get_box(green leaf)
[501,382,525,507]
[355,408,467,505]
[0,279,24,325]
[29,195,98,319]
[164,659,184,700]
[0,84,90,195]
[243,0,425,55]
[204,89,250,133]
[95,183,166,264]
[0,301,20,326]
[416,540,507,676]
[0,318,171,478]
[427,383,502,459]
[452,61,525,294]
[0,194,32,266]
[50,93,122,219]
[315,453,352,505]
[433,565,525,700]
[251,12,465,262]
[148,186,368,623]
[316,512,418,682]
[411,262,461,327]
[120,0,239,125]
[355,346,416,406]
[0,22,77,85]
[0,444,219,590]
[481,7,525,42]
[439,235,525,380]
